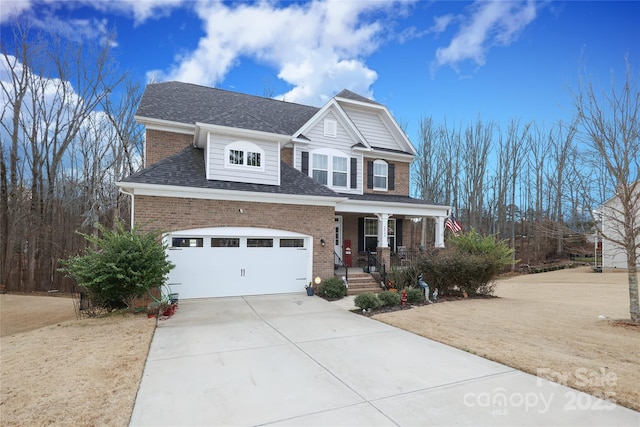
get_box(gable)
[340,104,413,154]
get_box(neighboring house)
[599,190,640,270]
[117,82,450,299]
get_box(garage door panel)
[166,229,311,299]
[244,247,308,294]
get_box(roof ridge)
[153,81,318,109]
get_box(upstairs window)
[310,151,349,188]
[224,141,264,170]
[246,152,261,167]
[373,160,388,190]
[332,156,347,187]
[312,154,328,185]
[229,150,244,165]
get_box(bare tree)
[573,56,640,323]
[1,20,125,292]
[461,117,494,230]
[548,120,578,256]
[101,80,144,226]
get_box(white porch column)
[435,216,445,248]
[375,213,390,248]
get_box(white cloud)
[0,0,32,23]
[149,0,406,105]
[90,0,187,26]
[5,0,411,105]
[431,0,539,75]
[1,0,186,27]
[429,14,455,35]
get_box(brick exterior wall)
[280,147,293,166]
[146,129,193,166]
[135,195,336,280]
[363,157,410,196]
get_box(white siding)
[342,105,400,151]
[294,111,363,195]
[601,197,639,269]
[207,133,279,185]
[305,111,355,151]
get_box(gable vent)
[324,119,337,138]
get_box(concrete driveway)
[130,294,639,426]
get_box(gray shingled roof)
[335,89,382,106]
[123,147,341,198]
[137,83,382,135]
[338,192,437,206]
[137,81,320,135]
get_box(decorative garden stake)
[418,274,432,303]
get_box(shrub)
[386,266,418,289]
[448,229,514,266]
[319,277,347,299]
[377,290,401,306]
[354,292,380,310]
[415,230,512,298]
[405,287,424,304]
[60,221,174,312]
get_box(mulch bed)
[350,294,497,316]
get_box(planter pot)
[306,287,315,296]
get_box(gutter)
[118,186,135,229]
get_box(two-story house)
[117,82,450,299]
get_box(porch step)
[346,272,383,296]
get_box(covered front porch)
[332,195,450,291]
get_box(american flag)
[445,215,463,235]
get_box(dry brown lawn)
[374,267,640,412]
[1,268,638,425]
[0,294,155,426]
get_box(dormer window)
[224,141,264,171]
[373,159,388,190]
[229,149,244,165]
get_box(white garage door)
[164,227,312,299]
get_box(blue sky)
[2,1,638,140]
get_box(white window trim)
[224,140,265,172]
[373,159,388,191]
[310,149,349,190]
[312,153,329,185]
[364,217,396,251]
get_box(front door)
[334,216,343,266]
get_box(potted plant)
[146,302,160,318]
[305,282,315,296]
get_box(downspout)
[120,188,135,229]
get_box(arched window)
[224,141,265,171]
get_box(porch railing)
[390,247,421,269]
[333,251,349,284]
[366,250,386,287]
